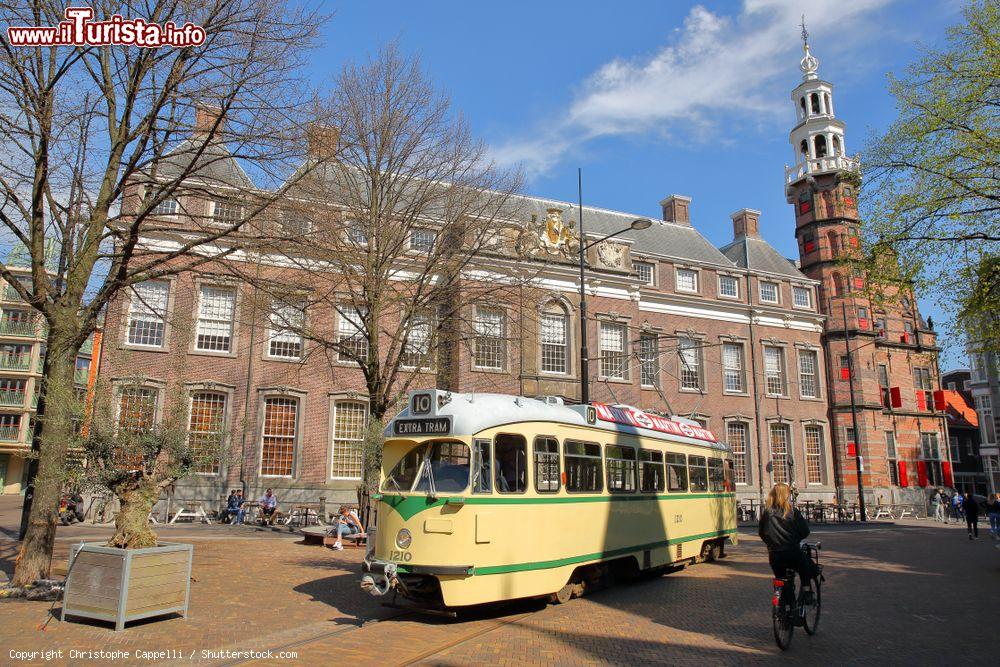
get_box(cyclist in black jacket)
[759,483,812,585]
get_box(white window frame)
[726,420,750,485]
[639,333,659,388]
[401,312,434,370]
[634,261,655,286]
[187,390,228,476]
[976,395,996,445]
[678,337,702,391]
[126,281,170,348]
[675,268,699,294]
[151,197,178,217]
[211,199,243,226]
[769,423,791,484]
[337,306,369,363]
[722,342,745,394]
[330,399,368,480]
[410,229,437,253]
[759,281,780,304]
[792,286,812,309]
[346,220,369,246]
[267,301,305,360]
[539,310,569,375]
[798,349,820,399]
[599,321,629,381]
[718,275,739,299]
[763,345,786,397]
[194,286,237,353]
[259,395,299,478]
[473,306,506,371]
[803,424,824,484]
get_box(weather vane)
[800,14,809,46]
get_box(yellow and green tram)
[361,390,737,608]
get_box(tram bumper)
[361,557,473,597]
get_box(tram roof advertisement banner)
[593,403,717,443]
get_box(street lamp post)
[577,170,652,404]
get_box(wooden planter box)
[62,541,193,631]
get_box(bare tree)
[227,46,535,488]
[0,0,328,585]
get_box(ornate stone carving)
[596,240,625,268]
[516,207,578,259]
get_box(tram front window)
[414,441,471,494]
[383,445,425,492]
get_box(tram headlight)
[396,528,412,549]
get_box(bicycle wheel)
[803,579,821,635]
[772,595,794,650]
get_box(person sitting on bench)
[329,505,364,550]
[259,488,279,526]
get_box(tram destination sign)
[393,417,451,436]
[593,403,717,443]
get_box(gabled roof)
[153,139,256,190]
[718,236,809,280]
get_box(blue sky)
[315,0,966,364]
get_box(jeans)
[231,508,245,524]
[989,513,1000,536]
[335,522,360,539]
[933,504,946,522]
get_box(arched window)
[800,139,809,158]
[827,230,840,256]
[814,135,828,158]
[824,93,832,115]
[810,93,820,114]
[832,136,842,156]
[799,97,806,117]
[831,272,845,297]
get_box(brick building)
[0,244,100,495]
[940,370,990,496]
[98,120,839,511]
[785,36,950,505]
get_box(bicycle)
[771,541,824,651]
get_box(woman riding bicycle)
[758,483,812,586]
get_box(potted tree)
[61,380,227,631]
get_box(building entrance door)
[0,454,8,493]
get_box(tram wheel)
[549,584,574,605]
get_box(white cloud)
[493,0,894,179]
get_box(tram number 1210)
[388,550,413,562]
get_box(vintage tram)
[361,390,737,608]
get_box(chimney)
[194,104,224,137]
[307,124,340,160]
[730,208,761,239]
[660,194,691,226]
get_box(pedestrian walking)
[931,489,947,523]
[963,492,980,540]
[986,493,1000,540]
[951,492,964,524]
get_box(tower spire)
[799,15,819,80]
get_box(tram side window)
[724,459,734,492]
[606,445,637,494]
[689,455,709,492]
[473,439,492,494]
[534,436,560,493]
[565,440,602,493]
[640,449,665,493]
[708,457,725,492]
[495,433,527,493]
[666,453,688,492]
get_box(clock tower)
[786,25,950,505]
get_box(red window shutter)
[847,442,857,458]
[858,318,869,329]
[933,390,946,411]
[850,237,860,248]
[942,461,953,487]
[804,241,815,253]
[916,461,927,487]
[854,277,864,289]
[800,201,811,214]
[900,333,909,344]
[897,461,908,487]
[915,391,926,411]
[890,387,902,408]
[840,367,851,381]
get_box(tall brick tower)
[785,27,951,506]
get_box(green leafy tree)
[857,0,999,349]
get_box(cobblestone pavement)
[2,494,997,666]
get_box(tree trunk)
[12,332,78,586]
[109,484,160,549]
